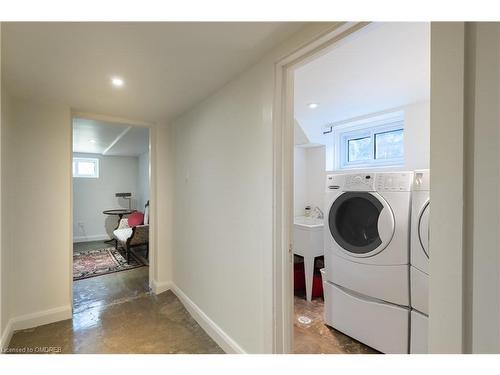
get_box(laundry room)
[292,22,430,354]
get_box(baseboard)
[171,284,246,354]
[0,305,71,352]
[150,279,172,295]
[11,305,72,333]
[73,234,110,243]
[0,320,13,353]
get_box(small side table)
[103,209,136,244]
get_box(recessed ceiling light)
[111,77,124,87]
[308,103,319,109]
[89,139,96,144]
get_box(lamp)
[115,192,132,209]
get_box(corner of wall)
[170,284,246,354]
[150,279,172,295]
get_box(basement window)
[73,157,99,178]
[333,111,405,170]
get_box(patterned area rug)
[73,247,146,281]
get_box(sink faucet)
[312,206,324,219]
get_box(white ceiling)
[294,22,430,145]
[73,118,149,156]
[2,22,305,123]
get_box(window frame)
[72,157,100,178]
[333,111,405,170]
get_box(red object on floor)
[294,262,324,299]
[294,262,305,290]
[312,273,323,299]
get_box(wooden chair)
[113,201,149,263]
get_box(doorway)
[272,22,432,354]
[70,114,153,316]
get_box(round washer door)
[418,200,430,258]
[328,192,395,258]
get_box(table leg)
[304,255,315,302]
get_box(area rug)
[73,247,146,281]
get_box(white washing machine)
[410,169,430,354]
[323,171,412,354]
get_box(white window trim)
[73,157,100,178]
[331,110,405,170]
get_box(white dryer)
[323,171,412,354]
[410,169,430,354]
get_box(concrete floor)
[294,295,379,354]
[7,241,223,354]
[8,240,377,354]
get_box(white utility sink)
[294,215,324,229]
[294,215,324,302]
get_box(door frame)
[271,21,370,353]
[69,111,157,308]
[272,21,467,354]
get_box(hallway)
[6,242,223,354]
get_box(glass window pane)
[73,158,99,178]
[348,136,372,162]
[375,129,404,160]
[77,161,96,176]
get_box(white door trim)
[271,22,369,354]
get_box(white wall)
[73,153,139,242]
[294,146,326,217]
[172,71,273,353]
[429,22,465,354]
[0,85,12,347]
[137,151,150,210]
[153,125,173,291]
[464,22,500,354]
[0,25,4,347]
[293,147,307,216]
[404,101,430,171]
[169,23,338,353]
[1,94,72,334]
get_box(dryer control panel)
[376,172,413,192]
[413,169,430,191]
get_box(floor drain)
[298,316,312,324]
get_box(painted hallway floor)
[7,242,224,354]
[294,295,379,354]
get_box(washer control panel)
[376,172,413,192]
[326,172,413,192]
[345,173,376,191]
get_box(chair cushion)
[113,228,133,243]
[128,211,144,227]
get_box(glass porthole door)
[328,192,395,257]
[418,201,430,258]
